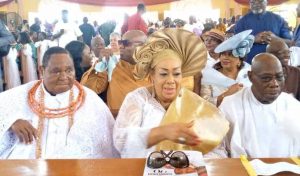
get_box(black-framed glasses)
[118,39,131,47]
[118,39,144,48]
[147,150,189,169]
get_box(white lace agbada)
[0,81,119,159]
[219,87,300,158]
[114,87,227,158]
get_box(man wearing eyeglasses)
[266,38,300,101]
[234,0,292,64]
[219,53,300,158]
[107,30,150,117]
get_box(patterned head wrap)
[203,29,225,42]
[133,28,207,80]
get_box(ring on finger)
[177,137,186,144]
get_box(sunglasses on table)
[147,150,189,169]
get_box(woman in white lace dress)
[201,30,255,106]
[114,29,228,158]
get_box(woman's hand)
[217,83,243,106]
[225,83,243,96]
[147,121,201,148]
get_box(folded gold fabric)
[156,88,229,154]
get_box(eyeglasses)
[118,39,144,48]
[118,39,131,47]
[147,150,189,169]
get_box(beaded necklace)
[28,80,85,158]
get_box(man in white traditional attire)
[0,47,118,159]
[219,53,300,158]
[52,10,83,47]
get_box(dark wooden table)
[0,158,297,176]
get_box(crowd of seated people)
[0,1,299,160]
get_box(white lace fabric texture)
[114,87,228,158]
[0,81,119,159]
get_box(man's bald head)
[91,35,105,47]
[91,35,105,58]
[122,30,147,42]
[249,53,284,104]
[266,38,290,67]
[251,53,282,73]
[119,30,147,64]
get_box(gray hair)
[110,32,121,40]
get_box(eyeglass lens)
[147,150,189,169]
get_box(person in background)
[35,32,52,78]
[234,0,292,64]
[266,38,300,101]
[0,19,15,92]
[107,30,150,117]
[0,47,118,159]
[216,18,226,33]
[222,18,227,28]
[220,53,300,158]
[93,20,99,35]
[226,16,236,32]
[174,19,186,29]
[91,32,120,83]
[184,15,203,36]
[201,30,254,106]
[30,17,41,33]
[108,32,121,56]
[98,20,116,47]
[292,2,300,47]
[202,29,225,67]
[79,17,96,47]
[52,10,83,47]
[121,14,129,36]
[18,32,38,83]
[113,29,225,158]
[162,17,174,29]
[65,40,93,82]
[126,3,148,34]
[147,28,156,36]
[194,29,225,96]
[80,36,109,97]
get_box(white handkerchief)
[250,159,300,175]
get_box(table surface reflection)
[0,158,297,176]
